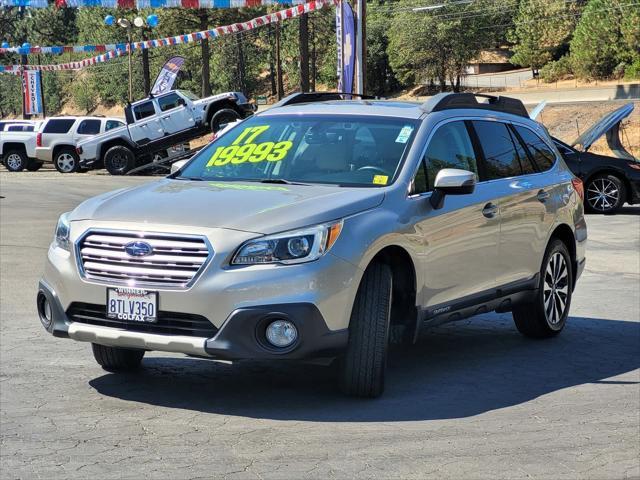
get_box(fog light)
[37,292,52,328]
[265,319,298,348]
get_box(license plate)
[107,287,158,323]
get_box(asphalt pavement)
[1,172,639,479]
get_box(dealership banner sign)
[151,56,185,95]
[22,70,43,115]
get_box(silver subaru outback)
[37,92,587,397]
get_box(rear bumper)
[37,280,348,360]
[629,177,640,204]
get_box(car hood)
[69,179,385,234]
[572,103,634,151]
[193,92,241,108]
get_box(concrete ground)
[1,172,639,480]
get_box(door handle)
[161,116,171,120]
[482,203,498,218]
[537,189,551,202]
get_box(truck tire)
[26,161,44,172]
[340,262,393,398]
[53,148,80,173]
[512,239,573,338]
[92,343,145,372]
[4,150,28,172]
[104,145,135,175]
[210,108,240,133]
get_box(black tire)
[104,145,135,175]
[513,239,573,338]
[53,147,80,173]
[3,149,28,172]
[585,173,626,214]
[26,161,44,172]
[210,108,240,133]
[91,343,145,372]
[340,262,393,398]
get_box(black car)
[553,138,640,214]
[530,102,639,214]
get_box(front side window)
[43,119,75,134]
[472,120,522,180]
[177,115,418,187]
[158,93,183,112]
[105,120,125,131]
[514,125,557,171]
[133,102,156,121]
[76,119,101,135]
[423,121,478,191]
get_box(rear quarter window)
[514,125,557,171]
[43,119,75,134]
[77,119,101,135]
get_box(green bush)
[624,57,640,80]
[539,55,573,83]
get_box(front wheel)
[512,239,573,338]
[4,150,28,172]
[92,343,145,372]
[104,145,135,175]
[340,262,393,398]
[210,108,240,133]
[585,174,626,214]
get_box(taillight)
[76,146,83,155]
[36,133,42,147]
[571,177,584,201]
[628,163,640,171]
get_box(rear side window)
[43,119,75,134]
[514,125,557,171]
[472,121,521,180]
[76,119,101,135]
[508,126,537,174]
[158,93,182,112]
[7,125,34,132]
[424,121,478,190]
[105,120,124,131]
[133,102,156,121]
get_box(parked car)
[1,121,42,132]
[0,127,40,172]
[76,90,255,175]
[37,92,587,397]
[0,119,36,132]
[36,116,125,173]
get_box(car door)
[74,119,101,142]
[129,100,164,144]
[470,120,556,288]
[410,120,500,312]
[156,92,196,135]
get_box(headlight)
[53,212,71,251]
[232,220,343,265]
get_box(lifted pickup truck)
[77,89,255,175]
[0,128,41,172]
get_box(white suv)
[36,116,125,173]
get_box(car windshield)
[179,90,200,101]
[177,114,418,187]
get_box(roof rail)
[421,92,529,118]
[273,91,379,108]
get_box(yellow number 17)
[232,125,270,146]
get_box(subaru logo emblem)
[124,241,153,257]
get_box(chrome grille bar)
[77,230,212,288]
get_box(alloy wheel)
[587,178,619,212]
[111,154,128,171]
[6,153,23,170]
[543,252,569,325]
[56,153,76,173]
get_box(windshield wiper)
[259,178,309,186]
[176,176,204,181]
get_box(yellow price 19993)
[206,125,293,167]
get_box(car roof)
[261,100,425,119]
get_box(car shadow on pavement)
[89,314,640,422]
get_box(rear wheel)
[585,174,625,214]
[210,108,240,133]
[340,262,392,398]
[512,239,573,338]
[26,161,44,172]
[104,145,135,175]
[4,150,27,172]
[53,148,79,173]
[92,343,145,372]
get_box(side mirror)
[430,168,477,210]
[170,159,188,175]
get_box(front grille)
[67,302,218,338]
[77,230,211,288]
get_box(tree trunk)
[299,13,310,92]
[236,34,246,93]
[200,12,212,97]
[268,24,276,96]
[310,17,316,92]
[275,23,284,99]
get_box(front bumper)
[238,102,257,118]
[35,147,53,163]
[37,280,347,360]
